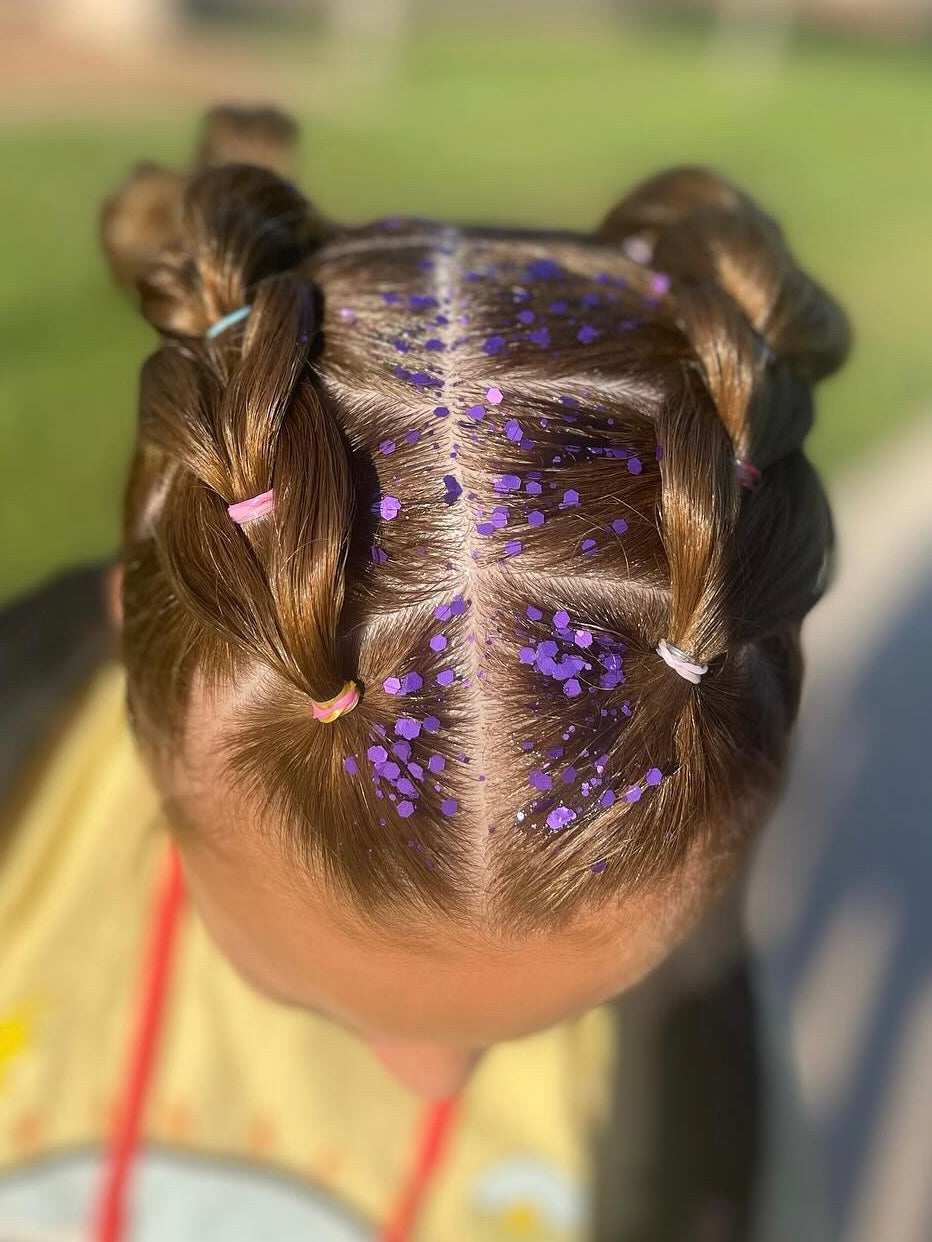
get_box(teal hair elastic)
[204,304,252,341]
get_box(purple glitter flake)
[505,419,523,442]
[577,324,599,344]
[527,258,564,280]
[575,629,593,648]
[581,539,597,555]
[495,474,522,493]
[441,798,458,816]
[401,671,423,694]
[526,480,543,496]
[380,495,401,520]
[624,785,643,803]
[527,605,543,621]
[434,405,450,419]
[397,778,417,797]
[519,646,536,664]
[450,595,467,615]
[367,744,388,765]
[343,755,358,775]
[466,403,486,421]
[410,293,439,310]
[486,386,504,404]
[564,679,582,697]
[395,717,421,740]
[442,474,462,504]
[371,546,388,564]
[517,309,535,325]
[405,429,421,444]
[553,609,570,629]
[383,676,402,695]
[528,510,545,527]
[546,805,577,832]
[483,335,506,356]
[429,634,448,652]
[382,291,402,305]
[378,761,401,780]
[646,767,663,786]
[530,770,553,792]
[650,272,671,296]
[427,754,445,773]
[599,789,617,809]
[477,522,495,537]
[504,539,522,556]
[490,506,508,528]
[627,457,643,475]
[520,739,534,751]
[397,800,415,818]
[437,669,456,687]
[425,338,444,351]
[528,326,551,347]
[561,489,580,508]
[423,715,441,733]
[591,860,608,874]
[561,766,577,784]
[610,518,629,535]
[393,740,412,761]
[548,301,568,314]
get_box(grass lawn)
[2,17,930,603]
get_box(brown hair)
[101,106,850,936]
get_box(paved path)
[747,415,932,1242]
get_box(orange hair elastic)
[311,680,360,723]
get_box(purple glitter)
[371,546,388,564]
[423,715,441,732]
[554,609,570,628]
[504,540,522,556]
[450,595,467,615]
[581,539,597,554]
[477,522,495,537]
[393,740,412,761]
[343,755,358,775]
[441,798,458,816]
[591,860,608,874]
[401,672,423,694]
[575,629,593,648]
[517,309,535,325]
[528,510,545,527]
[505,419,523,442]
[467,403,486,421]
[425,338,444,351]
[530,770,553,792]
[434,405,450,419]
[627,457,643,475]
[397,800,415,818]
[548,301,568,313]
[427,754,445,773]
[405,429,421,444]
[624,785,643,803]
[379,439,396,456]
[378,761,401,780]
[429,634,448,652]
[380,496,401,520]
[519,646,536,664]
[382,291,402,305]
[437,669,456,687]
[487,386,503,404]
[395,717,421,740]
[383,676,402,695]
[577,324,599,344]
[367,744,388,764]
[483,335,506,355]
[410,293,438,310]
[599,789,616,808]
[546,805,577,831]
[646,767,663,785]
[527,258,563,280]
[495,474,522,493]
[561,489,580,508]
[443,474,462,504]
[561,766,577,784]
[397,778,417,797]
[610,518,629,535]
[650,272,671,296]
[527,605,543,621]
[564,679,582,697]
[528,327,551,347]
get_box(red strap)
[378,1094,461,1242]
[93,846,185,1242]
[93,843,460,1242]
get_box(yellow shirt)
[0,660,615,1241]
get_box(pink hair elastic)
[311,681,360,724]
[227,488,275,525]
[656,639,709,685]
[735,459,762,491]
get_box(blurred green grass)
[2,19,930,603]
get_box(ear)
[103,561,124,636]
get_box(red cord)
[378,1094,461,1242]
[93,843,460,1242]
[92,846,185,1242]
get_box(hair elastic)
[205,305,252,341]
[227,488,275,525]
[656,639,708,685]
[311,681,360,723]
[735,459,762,491]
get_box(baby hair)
[100,106,850,935]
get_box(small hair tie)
[227,488,275,525]
[735,459,762,491]
[311,681,360,724]
[656,639,708,685]
[205,305,252,341]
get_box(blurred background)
[1,1,930,1239]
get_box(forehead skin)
[159,747,714,1051]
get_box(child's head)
[101,106,850,1094]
